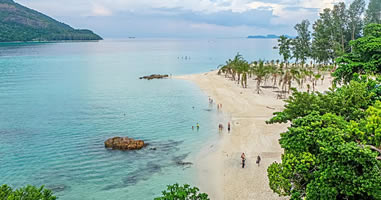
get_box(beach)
[177,70,333,200]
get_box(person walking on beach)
[228,122,231,133]
[256,155,261,166]
[241,153,246,168]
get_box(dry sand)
[176,71,333,200]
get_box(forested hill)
[0,0,102,42]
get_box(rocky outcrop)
[139,74,169,80]
[104,137,146,150]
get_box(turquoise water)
[0,39,279,200]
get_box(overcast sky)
[16,0,353,38]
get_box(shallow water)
[0,39,279,199]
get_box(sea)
[0,38,279,200]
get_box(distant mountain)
[0,0,102,42]
[247,34,295,39]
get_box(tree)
[154,183,209,200]
[332,2,349,54]
[267,78,378,124]
[0,185,56,200]
[293,20,311,64]
[348,0,366,41]
[334,23,381,83]
[274,35,293,63]
[252,60,268,94]
[268,106,381,199]
[365,0,381,25]
[312,16,334,64]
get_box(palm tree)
[267,64,278,89]
[253,60,268,94]
[312,72,322,91]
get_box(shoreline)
[177,70,333,199]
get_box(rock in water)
[139,74,169,80]
[104,137,145,150]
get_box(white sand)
[176,71,332,200]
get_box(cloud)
[14,0,350,38]
[90,3,112,16]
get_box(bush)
[154,183,209,200]
[0,184,56,200]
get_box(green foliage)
[365,0,381,25]
[334,24,381,83]
[268,111,381,199]
[0,0,102,41]
[274,35,293,62]
[348,0,366,41]
[0,185,56,200]
[267,78,378,124]
[292,20,311,64]
[352,101,381,147]
[154,183,209,200]
[311,9,337,64]
[283,0,378,66]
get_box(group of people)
[177,56,191,60]
[218,122,231,133]
[208,97,214,104]
[209,97,223,111]
[192,123,200,131]
[241,153,261,168]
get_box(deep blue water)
[0,39,279,200]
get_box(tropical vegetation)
[334,23,381,83]
[264,1,381,198]
[267,75,381,199]
[0,184,56,200]
[218,54,332,96]
[154,183,209,200]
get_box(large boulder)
[104,137,146,150]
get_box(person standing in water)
[197,123,200,131]
[241,153,246,168]
[228,122,231,133]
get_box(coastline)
[177,71,333,199]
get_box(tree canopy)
[365,0,381,25]
[267,76,381,124]
[269,20,381,198]
[334,23,381,83]
[267,82,381,199]
[292,20,311,64]
[279,0,380,66]
[0,185,56,200]
[154,184,209,200]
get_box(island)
[0,0,102,42]
[247,34,295,39]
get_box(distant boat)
[128,37,136,39]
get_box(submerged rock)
[104,137,146,150]
[49,184,69,193]
[176,161,193,166]
[139,74,169,80]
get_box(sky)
[16,0,354,38]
